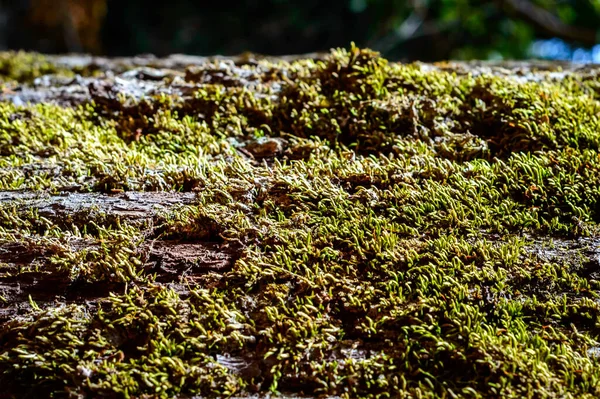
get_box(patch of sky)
[529,37,600,63]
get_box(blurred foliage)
[0,0,599,60]
[28,0,106,53]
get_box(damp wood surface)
[1,47,600,398]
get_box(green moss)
[1,47,600,398]
[0,52,73,83]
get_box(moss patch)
[1,46,600,398]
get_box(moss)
[0,52,73,83]
[1,47,600,398]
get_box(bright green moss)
[0,52,73,83]
[1,47,600,398]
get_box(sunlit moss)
[1,47,600,398]
[0,52,73,83]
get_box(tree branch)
[502,0,598,45]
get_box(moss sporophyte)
[1,45,600,398]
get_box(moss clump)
[0,52,73,83]
[1,46,600,398]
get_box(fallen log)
[1,47,600,398]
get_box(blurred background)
[0,0,599,62]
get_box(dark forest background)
[0,0,599,61]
